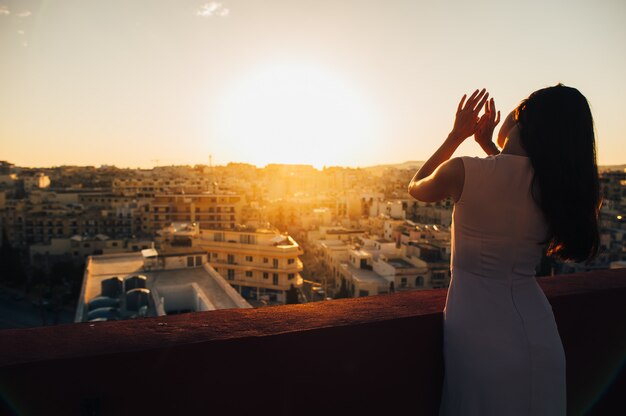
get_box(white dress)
[439,154,566,416]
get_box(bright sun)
[212,62,381,168]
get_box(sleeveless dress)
[439,154,566,416]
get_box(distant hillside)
[363,161,424,174]
[599,165,626,172]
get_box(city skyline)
[1,0,625,168]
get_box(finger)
[466,89,480,107]
[457,94,467,113]
[489,98,495,121]
[494,110,501,126]
[470,88,487,111]
[473,91,489,113]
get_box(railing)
[1,269,625,416]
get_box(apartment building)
[148,193,243,233]
[113,176,217,198]
[158,223,304,305]
[30,234,154,266]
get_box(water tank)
[125,275,147,291]
[87,307,120,321]
[101,277,123,298]
[87,296,120,311]
[126,288,150,311]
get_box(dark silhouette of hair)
[515,84,600,262]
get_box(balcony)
[1,269,625,415]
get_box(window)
[227,254,235,264]
[245,255,253,262]
[195,255,202,266]
[245,271,253,278]
[263,272,269,279]
[272,258,279,268]
[272,274,279,285]
[288,273,295,280]
[263,257,269,263]
[187,256,194,267]
[214,232,225,242]
[400,277,407,288]
[240,234,256,244]
[227,269,235,280]
[416,276,424,287]
[359,290,369,297]
[288,258,295,265]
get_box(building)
[112,175,217,198]
[338,249,387,296]
[75,249,251,323]
[149,193,243,232]
[29,234,154,267]
[158,223,304,305]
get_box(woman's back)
[440,154,566,416]
[452,154,548,279]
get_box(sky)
[0,0,625,168]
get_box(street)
[0,292,74,329]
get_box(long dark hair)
[515,84,601,262]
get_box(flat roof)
[149,268,246,310]
[350,249,371,258]
[158,249,207,257]
[319,240,349,250]
[345,264,388,285]
[81,252,249,321]
[387,258,416,269]
[326,229,365,234]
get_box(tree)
[286,284,300,304]
[334,278,349,299]
[0,228,27,288]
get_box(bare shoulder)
[438,158,465,203]
[438,157,464,178]
[408,158,465,203]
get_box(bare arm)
[408,89,489,202]
[408,136,464,202]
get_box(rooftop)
[343,263,387,285]
[77,251,250,322]
[387,258,416,269]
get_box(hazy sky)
[1,0,625,168]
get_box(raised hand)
[450,88,489,143]
[474,97,501,148]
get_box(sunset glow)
[211,62,381,168]
[0,0,625,167]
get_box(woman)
[408,85,600,415]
